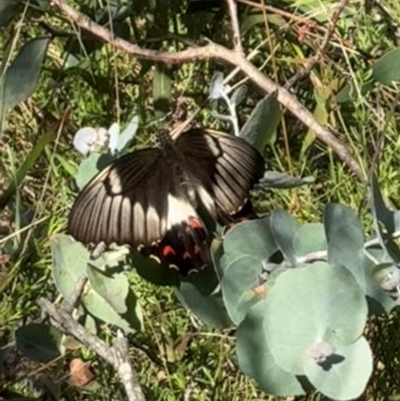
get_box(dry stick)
[225,0,244,54]
[39,298,146,401]
[49,0,365,182]
[284,0,350,89]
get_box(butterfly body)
[68,128,265,274]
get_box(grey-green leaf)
[221,255,266,324]
[264,262,367,375]
[303,336,372,401]
[257,171,315,189]
[239,91,281,151]
[373,47,400,85]
[51,234,90,299]
[270,210,300,265]
[16,323,62,363]
[0,37,50,114]
[86,266,129,314]
[236,301,305,396]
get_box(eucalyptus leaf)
[236,301,305,396]
[16,324,62,363]
[223,217,277,272]
[264,262,367,375]
[209,71,225,100]
[221,255,266,324]
[239,92,281,151]
[51,234,90,299]
[270,210,300,265]
[175,270,232,329]
[257,171,314,189]
[303,336,372,401]
[0,37,50,114]
[373,47,400,85]
[86,266,129,314]
[230,85,247,107]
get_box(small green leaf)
[373,47,400,85]
[51,234,90,299]
[87,266,129,314]
[0,37,50,114]
[304,336,372,401]
[239,92,281,151]
[153,64,172,120]
[293,223,327,257]
[176,271,232,329]
[236,301,305,396]
[258,171,314,189]
[83,286,142,333]
[223,217,277,270]
[270,210,300,265]
[221,255,265,324]
[16,323,62,363]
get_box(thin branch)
[61,275,87,314]
[49,0,365,181]
[39,298,146,401]
[225,0,244,54]
[285,0,350,89]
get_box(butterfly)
[68,128,265,275]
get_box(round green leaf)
[303,336,372,401]
[264,262,367,375]
[236,301,305,396]
[328,224,394,312]
[86,266,129,314]
[15,323,62,363]
[175,285,232,329]
[223,217,277,271]
[82,286,142,333]
[51,234,90,299]
[292,223,327,257]
[373,47,400,85]
[221,254,266,324]
[270,210,300,264]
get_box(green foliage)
[3,1,400,400]
[0,37,50,115]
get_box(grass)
[2,0,400,400]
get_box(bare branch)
[285,0,350,89]
[61,275,87,314]
[39,298,146,401]
[225,0,244,54]
[49,0,365,181]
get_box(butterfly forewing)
[68,148,169,247]
[176,129,265,224]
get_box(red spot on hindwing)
[139,214,210,275]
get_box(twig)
[48,0,365,181]
[284,0,350,89]
[39,298,146,401]
[225,0,244,54]
[61,275,87,314]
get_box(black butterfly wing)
[175,129,265,224]
[68,146,210,274]
[68,148,170,247]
